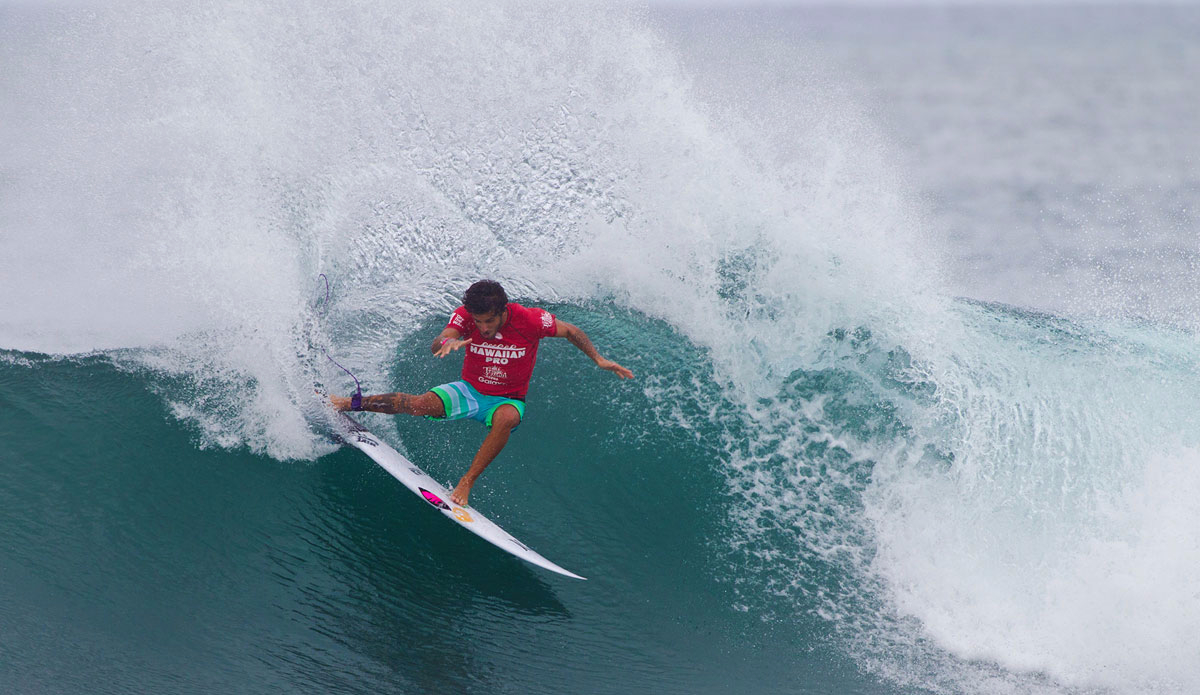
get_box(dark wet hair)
[463,280,508,315]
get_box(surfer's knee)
[416,391,445,417]
[490,404,521,431]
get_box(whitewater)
[2,2,1199,694]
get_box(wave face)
[3,2,1200,694]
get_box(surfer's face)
[471,309,506,339]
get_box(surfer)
[330,279,633,506]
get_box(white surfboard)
[337,413,585,580]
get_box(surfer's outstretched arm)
[554,320,634,379]
[329,391,444,416]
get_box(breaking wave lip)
[1,0,931,456]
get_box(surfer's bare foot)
[450,478,472,507]
[328,395,352,411]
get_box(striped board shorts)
[428,380,525,428]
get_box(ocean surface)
[3,2,1200,693]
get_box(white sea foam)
[864,309,1200,690]
[0,0,662,456]
[1,0,933,453]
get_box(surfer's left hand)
[597,358,634,379]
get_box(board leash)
[316,273,363,410]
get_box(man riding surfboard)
[330,280,633,506]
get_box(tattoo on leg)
[357,392,436,416]
[359,393,408,414]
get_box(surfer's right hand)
[435,337,472,358]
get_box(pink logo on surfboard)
[419,488,450,510]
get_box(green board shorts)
[428,380,525,429]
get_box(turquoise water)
[8,303,1200,694]
[4,2,1200,693]
[0,324,879,694]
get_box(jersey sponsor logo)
[469,342,526,365]
[469,343,527,357]
[450,314,465,329]
[483,365,508,381]
[541,311,553,329]
[419,488,450,510]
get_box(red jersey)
[445,302,558,398]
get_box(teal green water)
[0,311,883,694]
[9,300,1200,693]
